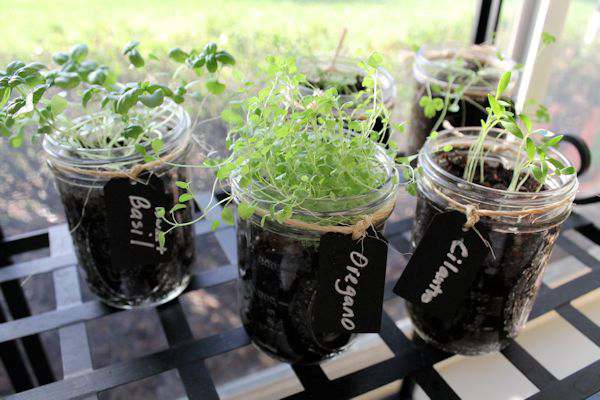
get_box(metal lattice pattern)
[0,193,599,400]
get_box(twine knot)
[463,204,480,230]
[351,215,374,240]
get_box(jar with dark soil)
[43,104,195,309]
[408,128,577,355]
[299,56,396,145]
[408,45,516,155]
[232,148,399,364]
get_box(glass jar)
[232,147,399,364]
[298,56,396,144]
[408,44,516,155]
[43,103,195,309]
[409,128,578,354]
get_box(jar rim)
[419,127,578,203]
[413,43,517,96]
[43,101,190,168]
[297,55,396,105]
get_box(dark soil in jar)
[237,217,389,364]
[308,73,366,94]
[55,166,195,308]
[305,73,391,145]
[408,151,560,354]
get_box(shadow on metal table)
[0,192,599,400]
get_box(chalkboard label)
[313,229,388,333]
[104,173,171,269]
[393,211,490,319]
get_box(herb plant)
[418,33,558,144]
[462,70,575,191]
[0,41,235,157]
[157,54,407,242]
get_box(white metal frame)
[506,0,573,113]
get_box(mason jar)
[299,56,396,144]
[232,147,399,364]
[408,128,578,354]
[408,44,516,155]
[44,103,195,309]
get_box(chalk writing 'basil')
[104,174,172,269]
[128,195,167,254]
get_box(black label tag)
[393,211,490,319]
[104,173,171,269]
[313,229,388,333]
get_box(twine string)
[249,195,396,240]
[431,184,574,230]
[50,138,189,181]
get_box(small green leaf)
[170,203,187,213]
[206,79,226,95]
[192,55,206,69]
[215,50,235,65]
[0,124,10,137]
[175,181,190,189]
[561,166,576,175]
[158,231,166,248]
[52,52,69,65]
[168,48,188,63]
[206,54,217,73]
[203,42,217,55]
[139,89,165,108]
[211,220,221,231]
[488,94,502,115]
[135,144,147,155]
[520,114,532,133]
[178,193,194,203]
[9,133,23,148]
[50,95,68,116]
[442,144,453,152]
[526,137,536,160]
[70,44,88,63]
[532,166,544,182]
[151,138,163,154]
[155,207,165,218]
[88,69,108,85]
[122,41,140,54]
[238,202,256,220]
[502,120,523,139]
[123,124,144,139]
[367,52,383,67]
[54,72,81,89]
[221,108,243,126]
[127,49,145,68]
[115,90,138,115]
[361,75,374,88]
[544,134,563,147]
[497,71,511,97]
[0,87,10,108]
[82,87,95,108]
[31,85,46,105]
[542,32,556,45]
[221,206,235,225]
[216,163,235,180]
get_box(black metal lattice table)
[1,193,600,400]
